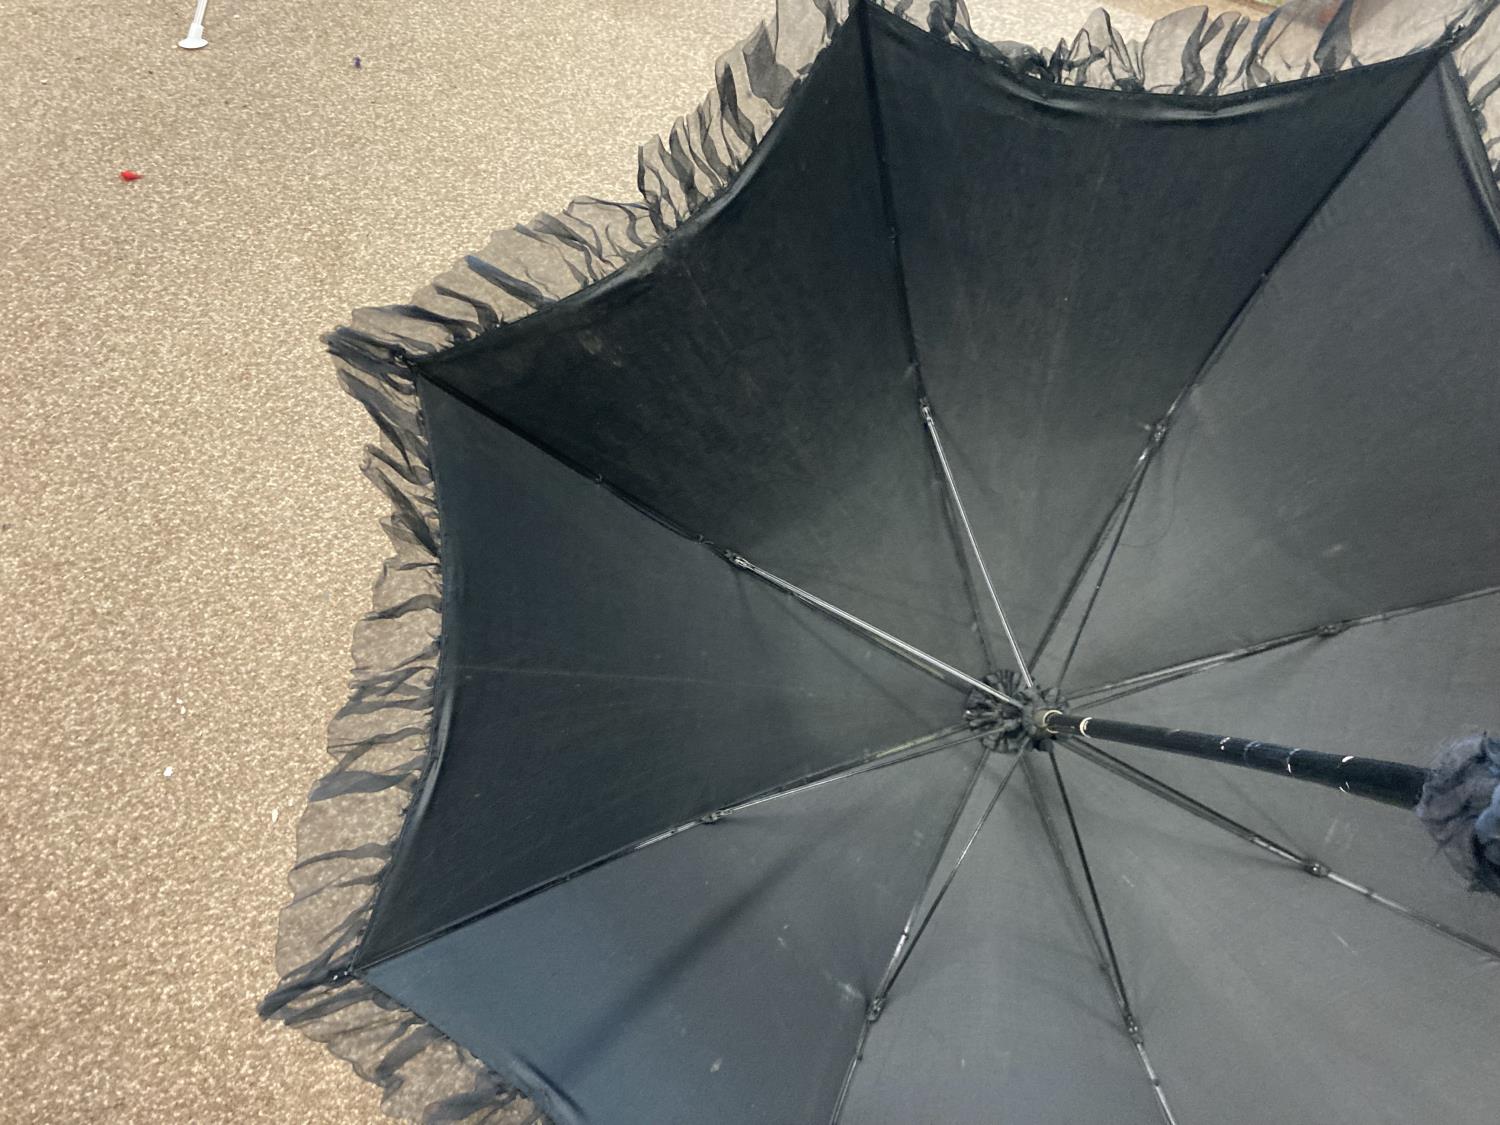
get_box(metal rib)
[355,724,986,971]
[1053,457,1149,692]
[872,750,1025,1004]
[1135,1038,1181,1125]
[729,553,1022,708]
[921,401,1036,691]
[1029,420,1162,669]
[1019,750,1115,996]
[1061,738,1500,961]
[1068,583,1500,708]
[1022,749,1176,1122]
[1321,870,1500,961]
[1061,736,1304,864]
[827,1017,873,1125]
[727,725,987,815]
[1044,749,1135,1026]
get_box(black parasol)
[264,1,1500,1122]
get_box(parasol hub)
[966,673,1063,749]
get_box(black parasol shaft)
[1038,711,1428,809]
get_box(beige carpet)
[0,1,1262,1120]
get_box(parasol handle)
[1037,711,1429,809]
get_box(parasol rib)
[1041,749,1136,1029]
[1061,736,1303,862]
[1020,750,1116,983]
[353,724,988,971]
[827,739,1003,1125]
[870,751,1025,1007]
[728,553,1022,708]
[1021,749,1177,1124]
[1060,736,1500,960]
[921,401,1037,690]
[849,0,1003,681]
[1067,583,1500,708]
[1052,452,1151,692]
[1029,417,1165,669]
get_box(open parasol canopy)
[264,1,1500,1121]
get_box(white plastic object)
[177,0,209,48]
